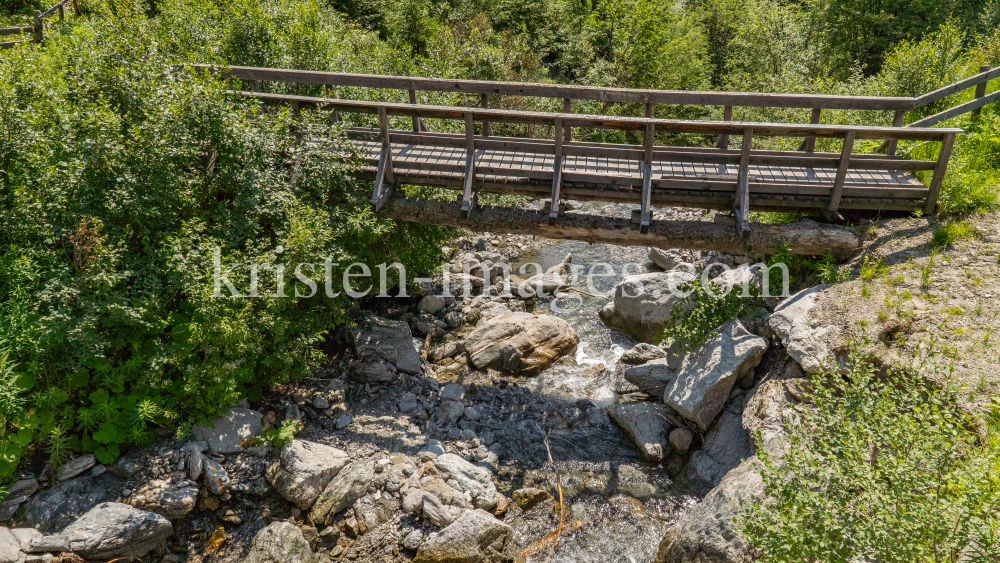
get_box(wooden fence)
[192,64,997,156]
[1,0,80,50]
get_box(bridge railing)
[191,64,996,158]
[233,89,960,236]
[0,0,80,49]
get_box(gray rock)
[29,502,171,561]
[437,400,465,424]
[398,392,419,413]
[620,343,668,365]
[0,479,39,521]
[191,407,263,454]
[402,489,427,514]
[245,521,314,563]
[419,295,447,315]
[421,492,455,528]
[351,316,423,380]
[664,320,767,431]
[463,406,481,421]
[413,509,517,563]
[623,358,674,397]
[402,529,424,550]
[128,478,199,520]
[266,440,350,510]
[354,495,399,532]
[686,410,753,494]
[55,454,96,482]
[309,460,374,524]
[609,402,673,462]
[742,377,802,461]
[335,414,353,430]
[655,459,762,563]
[10,528,41,548]
[767,284,837,374]
[433,454,497,510]
[463,313,579,376]
[312,395,330,410]
[439,384,466,403]
[423,439,446,457]
[0,527,21,563]
[429,342,463,363]
[648,248,684,271]
[201,457,230,495]
[669,428,692,455]
[599,271,697,342]
[15,474,119,533]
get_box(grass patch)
[931,221,975,248]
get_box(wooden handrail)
[233,90,961,142]
[196,64,915,111]
[913,66,1000,108]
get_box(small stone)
[335,414,354,430]
[669,428,693,455]
[56,454,96,481]
[462,406,481,421]
[245,521,314,563]
[313,395,331,410]
[512,488,552,511]
[402,529,423,550]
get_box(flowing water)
[506,240,696,563]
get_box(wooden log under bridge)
[380,195,864,260]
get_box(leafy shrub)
[0,0,449,480]
[739,348,1000,563]
[656,276,764,355]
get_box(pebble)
[313,395,331,409]
[336,414,354,430]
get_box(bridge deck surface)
[354,138,927,212]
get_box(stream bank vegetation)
[1,0,1000,491]
[739,345,1000,563]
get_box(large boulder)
[128,477,199,520]
[0,527,22,563]
[433,454,498,510]
[767,284,837,373]
[463,313,579,376]
[599,271,697,342]
[609,402,674,463]
[351,316,423,381]
[27,502,171,561]
[412,509,517,563]
[191,407,264,455]
[14,474,120,533]
[664,320,767,431]
[686,410,753,494]
[623,358,674,397]
[620,343,668,365]
[266,440,350,510]
[654,458,763,563]
[245,521,314,563]
[309,460,375,525]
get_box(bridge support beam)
[379,197,863,260]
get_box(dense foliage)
[739,350,1000,563]
[1,0,999,483]
[0,0,450,479]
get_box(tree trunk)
[379,197,863,259]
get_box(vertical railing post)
[563,98,572,142]
[801,108,821,152]
[971,65,991,124]
[481,94,492,137]
[372,106,396,211]
[460,112,477,218]
[733,127,753,237]
[71,0,80,16]
[638,120,654,234]
[923,132,957,215]
[549,118,564,226]
[717,105,733,150]
[826,130,856,220]
[57,3,64,21]
[886,110,905,156]
[408,89,424,132]
[32,10,42,43]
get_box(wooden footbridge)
[191,64,998,255]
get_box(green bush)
[739,348,1000,563]
[0,0,449,480]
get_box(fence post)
[32,10,42,43]
[886,110,905,156]
[57,3,64,21]
[563,98,571,142]
[971,65,991,124]
[71,0,80,16]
